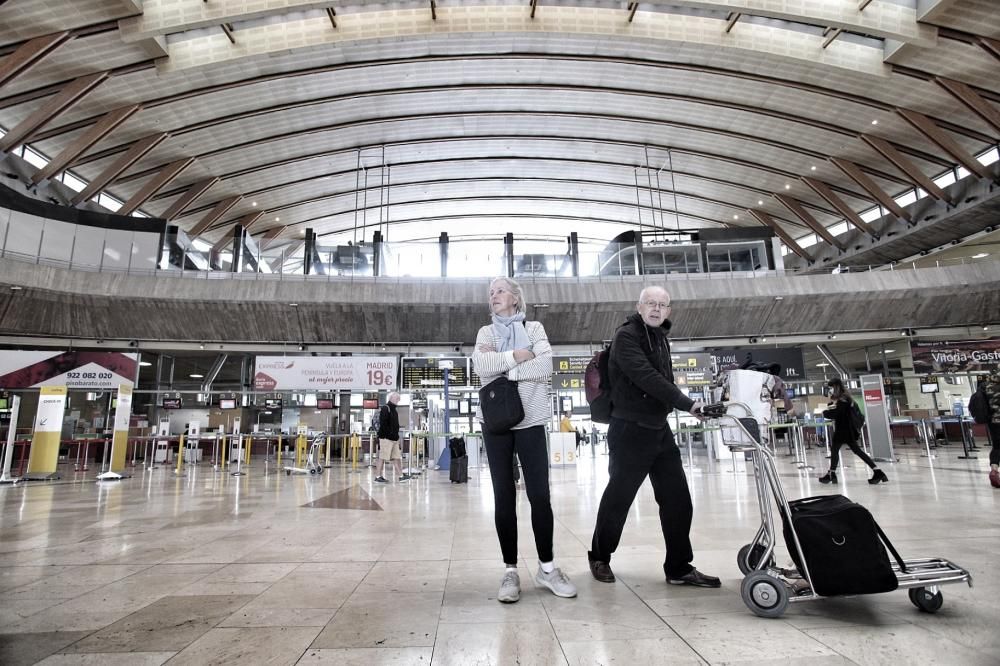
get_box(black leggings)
[829,438,877,471]
[988,423,1000,467]
[483,425,553,565]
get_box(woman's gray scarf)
[491,313,530,352]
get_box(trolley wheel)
[908,587,943,613]
[740,571,789,618]
[317,466,324,475]
[737,543,774,575]
[309,467,317,475]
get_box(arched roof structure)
[1,0,998,269]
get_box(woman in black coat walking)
[818,377,888,485]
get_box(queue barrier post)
[350,434,360,472]
[325,435,332,467]
[277,434,282,468]
[245,436,251,465]
[175,434,186,476]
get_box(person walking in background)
[981,370,1000,488]
[588,285,720,589]
[818,377,888,485]
[472,277,577,604]
[374,392,409,483]
[560,411,574,433]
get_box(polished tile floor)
[1,440,998,665]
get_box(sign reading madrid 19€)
[254,356,398,391]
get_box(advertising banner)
[910,338,1000,374]
[860,374,894,462]
[254,356,397,391]
[0,351,137,389]
[708,347,805,380]
[26,385,67,479]
[109,385,132,473]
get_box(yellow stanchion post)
[175,434,185,475]
[277,434,282,468]
[219,434,226,469]
[245,436,251,465]
[296,434,305,467]
[351,434,359,470]
[325,435,331,466]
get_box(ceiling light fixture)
[971,252,989,259]
[757,200,764,205]
[139,361,152,367]
[871,120,878,125]
[784,184,791,190]
[274,216,280,222]
[190,373,204,378]
[251,201,257,207]
[810,166,817,171]
[817,362,830,367]
[733,214,739,220]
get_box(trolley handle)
[700,403,728,418]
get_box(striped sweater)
[472,320,553,430]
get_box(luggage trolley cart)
[702,402,972,618]
[283,434,326,476]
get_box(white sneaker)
[498,569,520,603]
[535,566,577,598]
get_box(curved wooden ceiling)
[0,0,998,267]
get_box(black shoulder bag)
[479,324,528,434]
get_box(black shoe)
[818,471,837,484]
[588,559,615,583]
[868,469,888,484]
[667,568,721,588]
[374,476,388,483]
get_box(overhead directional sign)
[555,374,584,390]
[553,355,592,375]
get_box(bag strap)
[873,521,908,573]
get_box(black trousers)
[483,425,553,565]
[988,423,1000,467]
[829,438,877,471]
[590,417,694,579]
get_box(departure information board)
[401,357,470,389]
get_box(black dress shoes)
[666,568,721,588]
[589,559,616,583]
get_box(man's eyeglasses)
[641,301,671,309]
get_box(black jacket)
[609,313,695,428]
[822,396,856,444]
[377,402,400,440]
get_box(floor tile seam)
[616,576,718,665]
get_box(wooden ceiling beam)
[773,193,846,251]
[934,76,1000,136]
[896,108,995,182]
[860,134,951,203]
[161,176,220,220]
[748,209,814,263]
[829,157,911,222]
[117,157,196,216]
[30,104,140,185]
[0,31,72,89]
[188,195,243,238]
[800,176,878,238]
[70,132,167,206]
[0,72,107,153]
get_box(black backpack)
[969,386,991,424]
[585,347,612,424]
[849,400,866,435]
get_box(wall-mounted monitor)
[264,398,282,409]
[362,398,379,409]
[458,400,470,415]
[219,398,237,409]
[0,395,10,410]
[920,383,939,394]
[316,398,335,410]
[785,388,795,400]
[162,397,182,409]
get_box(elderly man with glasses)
[588,286,721,588]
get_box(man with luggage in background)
[588,285,720,588]
[374,392,409,483]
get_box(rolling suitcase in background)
[449,437,469,483]
[450,455,469,483]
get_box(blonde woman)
[472,277,577,603]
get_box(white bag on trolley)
[717,369,776,472]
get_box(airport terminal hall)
[3,0,1000,664]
